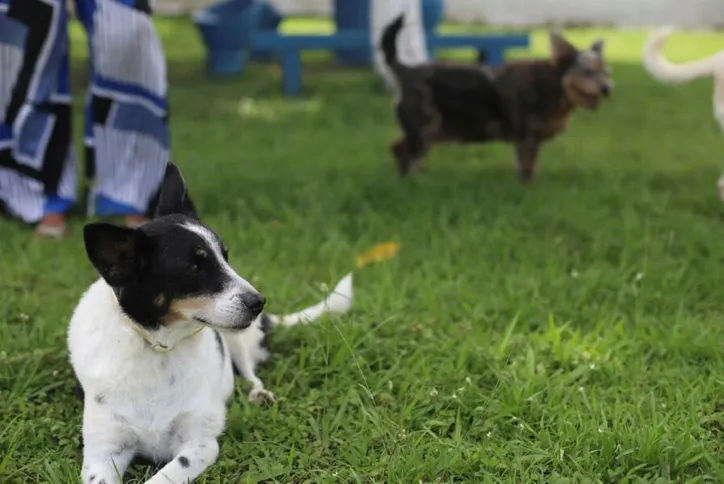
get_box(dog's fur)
[382,16,614,181]
[68,163,353,484]
[643,27,724,200]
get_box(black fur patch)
[83,217,229,329]
[178,456,190,468]
[82,162,263,338]
[213,329,225,360]
[260,313,272,350]
[82,163,238,330]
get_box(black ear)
[155,162,199,219]
[590,39,604,55]
[83,223,152,287]
[549,31,578,64]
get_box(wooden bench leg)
[280,50,302,96]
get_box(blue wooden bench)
[252,31,369,96]
[251,32,530,96]
[429,33,529,66]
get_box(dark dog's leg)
[394,97,438,177]
[392,133,431,177]
[391,138,411,176]
[392,133,430,177]
[515,139,540,183]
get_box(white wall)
[154,0,724,28]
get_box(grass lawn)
[3,17,724,483]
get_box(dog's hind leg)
[515,139,541,182]
[392,126,436,177]
[394,97,438,177]
[225,323,277,403]
[391,137,414,176]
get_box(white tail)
[643,27,722,84]
[266,273,354,327]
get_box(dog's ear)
[155,162,199,220]
[590,39,604,55]
[83,223,153,287]
[549,32,578,64]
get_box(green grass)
[2,17,724,482]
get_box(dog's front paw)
[144,475,171,484]
[82,470,118,484]
[248,388,276,404]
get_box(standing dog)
[643,28,724,200]
[382,16,614,181]
[68,163,353,484]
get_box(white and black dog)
[68,163,353,484]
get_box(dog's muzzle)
[240,292,266,320]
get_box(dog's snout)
[240,292,266,316]
[600,83,612,97]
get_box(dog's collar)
[122,318,204,353]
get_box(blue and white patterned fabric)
[0,0,168,223]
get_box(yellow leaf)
[355,242,400,268]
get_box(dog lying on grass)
[68,163,353,484]
[643,27,724,201]
[381,16,614,181]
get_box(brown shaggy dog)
[382,16,614,181]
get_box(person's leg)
[0,0,76,237]
[370,0,429,90]
[75,0,168,227]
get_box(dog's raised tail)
[643,27,721,84]
[266,273,353,327]
[381,14,405,69]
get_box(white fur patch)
[69,264,354,483]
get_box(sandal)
[125,215,149,229]
[35,214,68,240]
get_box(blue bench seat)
[251,31,530,96]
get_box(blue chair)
[249,2,284,62]
[192,0,264,76]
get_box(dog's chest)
[68,282,233,460]
[540,113,571,139]
[90,345,230,460]
[529,104,574,140]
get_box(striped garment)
[0,0,168,224]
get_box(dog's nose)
[241,292,266,316]
[600,84,612,97]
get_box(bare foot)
[125,214,149,229]
[35,212,68,239]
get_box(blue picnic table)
[194,0,530,96]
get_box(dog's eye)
[583,68,596,77]
[188,249,207,274]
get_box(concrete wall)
[154,0,724,28]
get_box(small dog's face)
[83,163,265,330]
[550,33,613,110]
